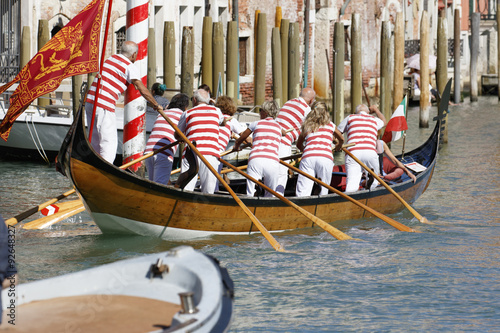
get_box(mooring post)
[276,6,282,28]
[419,11,430,128]
[163,22,175,89]
[37,20,50,109]
[202,17,213,90]
[380,20,392,121]
[497,6,500,101]
[470,12,480,102]
[148,28,156,90]
[213,21,224,97]
[226,21,238,100]
[123,0,148,172]
[288,22,300,99]
[333,22,345,125]
[181,26,194,101]
[454,9,461,104]
[72,75,82,115]
[272,27,283,106]
[255,13,267,106]
[393,12,405,109]
[280,19,290,104]
[437,10,448,143]
[351,13,362,111]
[21,26,30,68]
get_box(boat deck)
[0,295,181,332]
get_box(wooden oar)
[342,148,429,223]
[279,160,417,233]
[23,204,86,230]
[5,189,77,226]
[158,109,284,252]
[9,141,181,229]
[219,159,352,241]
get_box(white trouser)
[345,149,380,193]
[276,143,292,195]
[85,103,117,164]
[145,154,173,185]
[296,156,334,197]
[246,158,280,197]
[181,155,220,194]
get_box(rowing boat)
[56,97,443,240]
[1,246,234,332]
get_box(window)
[115,26,126,53]
[0,0,20,82]
[239,37,247,76]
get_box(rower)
[233,101,282,197]
[295,102,344,197]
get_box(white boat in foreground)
[1,246,234,332]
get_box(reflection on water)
[0,97,499,331]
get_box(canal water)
[0,97,498,332]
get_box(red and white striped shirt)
[218,115,247,153]
[337,111,385,152]
[144,108,184,161]
[177,104,224,158]
[276,97,311,146]
[248,117,282,162]
[86,54,141,112]
[302,122,335,161]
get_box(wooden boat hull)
[1,246,234,332]
[59,106,440,240]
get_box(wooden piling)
[226,21,238,100]
[202,17,213,91]
[37,20,50,108]
[280,19,290,103]
[276,6,282,28]
[498,6,500,101]
[470,12,480,102]
[419,11,430,128]
[72,75,82,115]
[393,12,405,109]
[163,22,175,89]
[454,9,461,104]
[271,27,283,106]
[181,27,194,100]
[20,26,30,68]
[255,13,267,106]
[148,28,156,89]
[254,10,260,73]
[213,21,224,97]
[288,22,300,99]
[333,22,344,125]
[436,11,448,95]
[437,10,448,143]
[380,21,391,121]
[350,14,362,111]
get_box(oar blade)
[23,204,85,230]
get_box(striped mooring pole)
[123,0,148,171]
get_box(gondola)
[56,87,449,240]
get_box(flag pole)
[401,93,408,158]
[88,0,114,141]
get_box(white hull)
[92,212,253,240]
[2,246,233,332]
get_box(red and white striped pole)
[123,0,149,170]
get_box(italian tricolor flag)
[382,96,408,143]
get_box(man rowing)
[276,88,316,194]
[337,104,386,192]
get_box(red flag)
[0,0,105,141]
